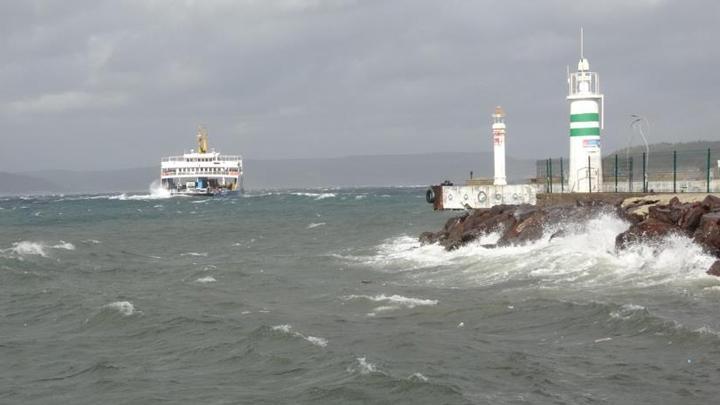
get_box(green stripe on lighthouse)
[570,127,600,136]
[570,113,600,122]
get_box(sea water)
[2,187,720,404]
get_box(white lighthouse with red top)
[492,106,507,186]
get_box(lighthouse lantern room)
[567,28,604,192]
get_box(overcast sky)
[1,0,718,171]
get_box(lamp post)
[630,115,650,192]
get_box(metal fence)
[536,148,720,193]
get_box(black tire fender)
[425,188,435,203]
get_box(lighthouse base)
[427,184,537,210]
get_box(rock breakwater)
[420,193,720,276]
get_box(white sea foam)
[344,294,438,308]
[272,324,293,333]
[344,213,719,291]
[3,240,78,258]
[196,276,216,283]
[97,181,175,201]
[242,192,275,198]
[105,301,135,316]
[52,241,75,250]
[409,372,429,382]
[271,324,328,347]
[291,192,337,200]
[348,357,379,375]
[307,222,326,229]
[181,252,208,257]
[304,336,329,347]
[694,325,720,337]
[343,294,437,315]
[11,241,48,257]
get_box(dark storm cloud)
[1,0,718,171]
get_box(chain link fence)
[536,148,720,193]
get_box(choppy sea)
[2,186,720,404]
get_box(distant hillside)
[0,172,63,195]
[242,152,536,189]
[2,152,537,195]
[604,141,720,174]
[19,168,159,194]
[609,141,720,156]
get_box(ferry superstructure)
[160,127,243,196]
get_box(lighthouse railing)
[568,71,599,96]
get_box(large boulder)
[702,195,720,211]
[498,209,547,246]
[647,205,681,225]
[615,218,682,249]
[677,203,708,234]
[707,260,720,277]
[428,205,520,250]
[693,212,720,257]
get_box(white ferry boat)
[160,127,243,196]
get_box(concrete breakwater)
[420,193,720,276]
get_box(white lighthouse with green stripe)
[567,30,604,192]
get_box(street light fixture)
[630,114,650,192]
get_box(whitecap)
[196,276,216,283]
[694,326,720,337]
[344,294,437,316]
[271,324,328,347]
[272,324,293,333]
[181,252,208,257]
[11,241,47,257]
[343,294,438,308]
[104,301,135,316]
[304,336,328,347]
[409,373,429,382]
[52,241,75,251]
[348,357,379,375]
[242,192,275,198]
[290,192,337,200]
[307,222,326,229]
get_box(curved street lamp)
[630,114,650,192]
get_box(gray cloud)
[1,0,718,171]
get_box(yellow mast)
[197,126,209,153]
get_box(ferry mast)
[567,28,604,192]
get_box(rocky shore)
[419,193,720,276]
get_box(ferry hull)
[169,188,242,197]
